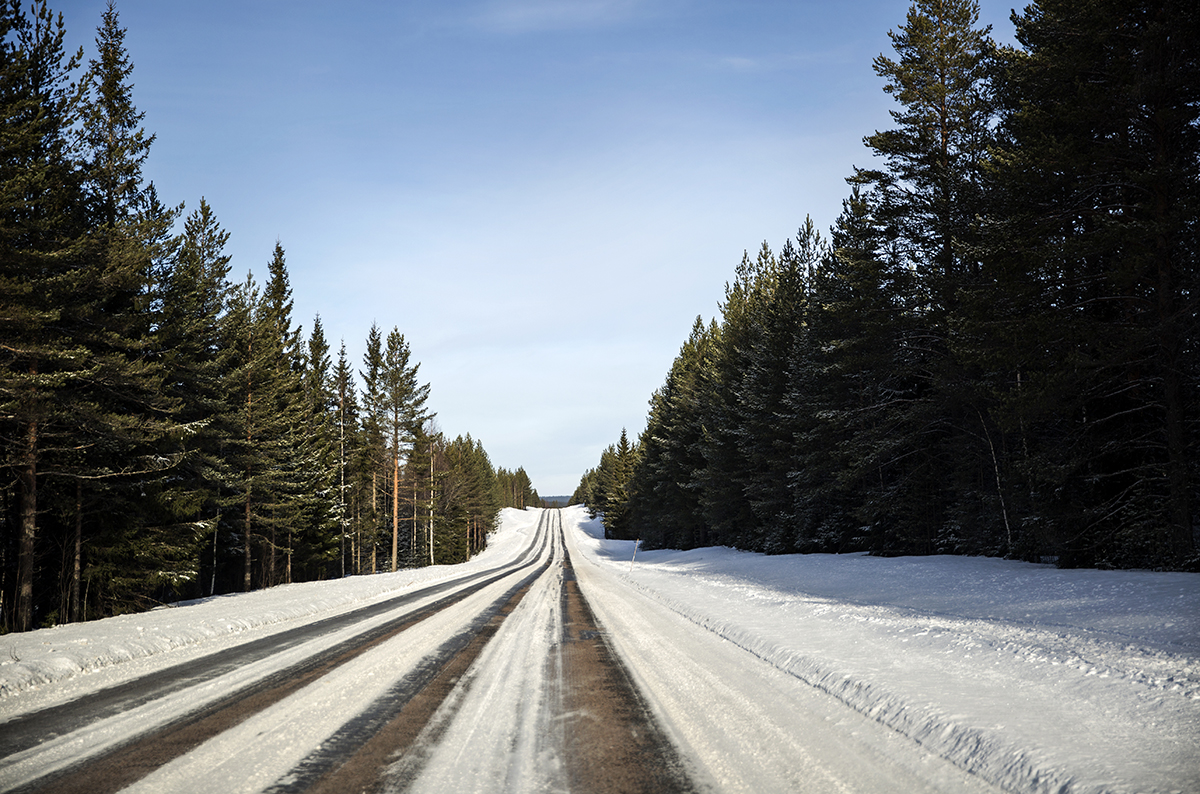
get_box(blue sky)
[56,0,1018,496]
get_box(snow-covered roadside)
[4,504,1195,793]
[0,508,542,710]
[563,505,1200,794]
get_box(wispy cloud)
[717,50,850,73]
[472,0,647,33]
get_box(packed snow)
[0,508,540,715]
[1,505,1196,794]
[567,506,1200,794]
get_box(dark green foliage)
[496,466,540,510]
[379,327,431,570]
[625,318,716,551]
[0,3,519,631]
[158,198,235,596]
[435,434,500,563]
[695,244,776,550]
[601,430,637,539]
[973,0,1200,567]
[1,0,90,630]
[330,341,359,576]
[573,433,635,539]
[585,0,1196,571]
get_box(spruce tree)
[600,429,636,540]
[291,315,338,579]
[980,0,1199,565]
[845,0,998,553]
[332,341,359,576]
[223,261,298,590]
[72,0,192,614]
[0,0,89,630]
[358,322,386,572]
[379,327,430,570]
[258,242,308,585]
[627,317,716,550]
[160,198,235,594]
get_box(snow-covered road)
[0,511,558,793]
[563,511,1002,794]
[1,506,1196,793]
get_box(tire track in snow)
[559,533,697,794]
[5,510,703,794]
[0,518,553,794]
[262,511,561,794]
[268,508,696,794]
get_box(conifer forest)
[0,2,543,632]
[577,0,1199,572]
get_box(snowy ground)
[565,505,1200,794]
[1,505,1197,794]
[0,508,539,715]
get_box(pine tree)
[332,341,359,576]
[434,435,470,564]
[358,322,386,572]
[740,223,823,553]
[571,467,600,514]
[427,434,499,564]
[696,245,776,548]
[71,0,193,615]
[461,436,499,555]
[496,466,537,510]
[0,0,90,630]
[859,0,994,320]
[223,273,263,590]
[979,0,1199,566]
[842,0,999,553]
[792,187,918,553]
[223,252,303,591]
[379,327,430,570]
[627,317,717,550]
[402,420,436,566]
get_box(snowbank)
[3,504,1196,794]
[564,504,1200,794]
[0,507,540,701]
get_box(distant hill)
[541,495,572,507]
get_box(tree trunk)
[370,478,376,573]
[428,462,435,566]
[16,415,38,632]
[210,516,219,597]
[391,454,399,571]
[72,482,82,622]
[1155,180,1193,558]
[243,480,252,591]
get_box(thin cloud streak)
[471,0,649,33]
